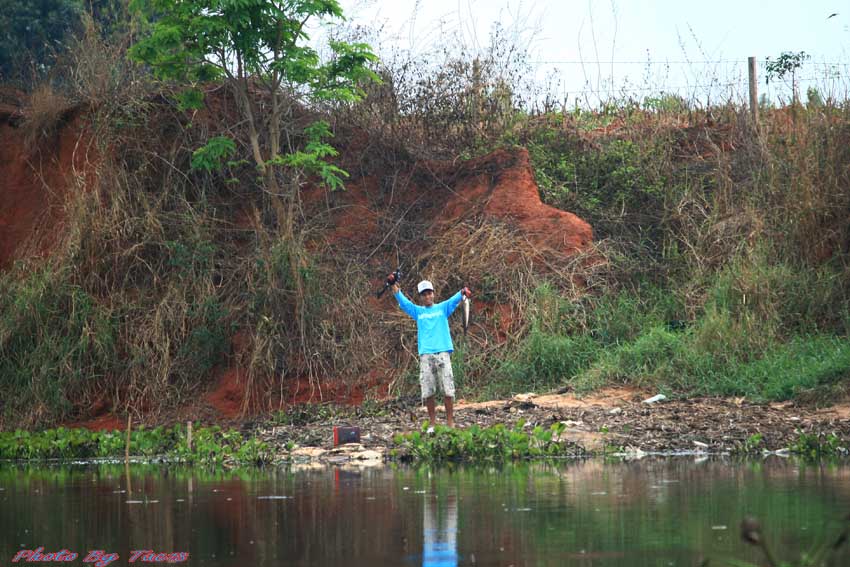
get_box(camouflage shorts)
[419,352,455,400]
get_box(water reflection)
[422,485,458,567]
[1,458,849,566]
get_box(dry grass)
[22,84,74,152]
[66,15,143,108]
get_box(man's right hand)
[386,273,400,293]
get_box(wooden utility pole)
[748,56,759,127]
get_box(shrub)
[0,264,118,426]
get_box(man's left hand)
[462,287,472,298]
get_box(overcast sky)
[331,0,850,106]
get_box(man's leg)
[437,352,456,428]
[444,396,454,428]
[425,396,436,426]
[420,354,437,429]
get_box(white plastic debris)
[642,394,667,404]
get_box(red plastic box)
[333,426,360,446]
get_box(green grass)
[482,263,850,402]
[572,327,850,401]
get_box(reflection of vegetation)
[407,460,850,564]
[0,461,271,485]
[714,514,850,567]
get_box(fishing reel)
[376,268,402,298]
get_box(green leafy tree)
[128,0,378,195]
[765,50,810,104]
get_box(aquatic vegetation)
[790,431,845,460]
[0,424,271,466]
[740,433,765,455]
[392,421,584,462]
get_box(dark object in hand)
[376,268,402,298]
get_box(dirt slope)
[0,91,594,423]
[305,146,592,256]
[0,91,92,268]
[203,147,594,417]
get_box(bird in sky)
[827,12,839,19]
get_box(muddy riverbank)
[249,388,850,462]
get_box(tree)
[765,51,810,105]
[0,0,131,83]
[128,0,377,197]
[128,0,379,381]
[0,0,82,80]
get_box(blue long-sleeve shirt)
[394,290,464,355]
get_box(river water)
[2,457,849,566]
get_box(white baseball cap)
[417,280,434,294]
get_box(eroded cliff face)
[0,88,593,423]
[434,148,592,255]
[1,84,592,271]
[0,91,93,268]
[304,146,592,257]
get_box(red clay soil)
[202,327,383,418]
[312,147,593,257]
[312,175,382,248]
[205,368,251,419]
[437,148,592,256]
[68,413,126,431]
[0,96,93,268]
[204,369,378,419]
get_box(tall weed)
[0,263,118,426]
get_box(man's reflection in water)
[422,489,458,567]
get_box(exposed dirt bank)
[251,388,850,457]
